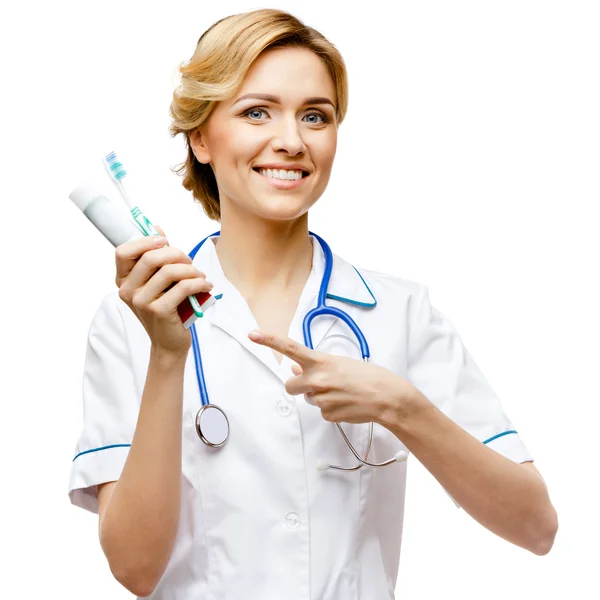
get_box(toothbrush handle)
[131,206,160,236]
[131,207,212,325]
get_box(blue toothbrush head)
[104,151,127,181]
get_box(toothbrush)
[102,150,214,327]
[102,151,160,236]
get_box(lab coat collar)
[190,232,376,383]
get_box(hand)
[115,225,213,356]
[248,329,418,426]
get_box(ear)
[189,128,211,164]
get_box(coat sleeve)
[406,283,533,497]
[68,292,141,514]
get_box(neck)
[213,207,313,298]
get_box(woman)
[68,8,558,599]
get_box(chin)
[252,196,313,220]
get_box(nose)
[270,115,307,155]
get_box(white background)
[1,1,598,598]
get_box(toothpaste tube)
[69,181,215,328]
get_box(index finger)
[115,235,169,280]
[248,330,321,367]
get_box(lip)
[253,168,309,190]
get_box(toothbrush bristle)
[104,151,127,181]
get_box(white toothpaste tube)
[70,181,144,246]
[69,181,215,328]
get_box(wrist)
[376,376,431,433]
[150,345,190,370]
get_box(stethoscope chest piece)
[195,404,230,447]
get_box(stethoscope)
[188,230,408,471]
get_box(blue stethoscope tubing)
[187,230,408,471]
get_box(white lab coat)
[69,233,533,599]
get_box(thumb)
[291,363,303,376]
[154,224,169,245]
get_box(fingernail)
[248,330,263,342]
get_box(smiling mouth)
[252,167,310,180]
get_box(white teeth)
[259,168,303,181]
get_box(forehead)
[234,46,336,103]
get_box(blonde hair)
[168,8,349,221]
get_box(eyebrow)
[233,93,335,109]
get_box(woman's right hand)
[115,225,213,357]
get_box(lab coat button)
[285,512,300,528]
[276,400,292,416]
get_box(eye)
[244,108,268,120]
[304,111,329,124]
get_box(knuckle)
[147,301,161,316]
[162,263,187,282]
[285,341,298,357]
[115,246,126,262]
[319,398,331,411]
[182,278,201,292]
[314,353,329,368]
[131,291,144,310]
[312,382,326,394]
[263,334,273,346]
[161,262,180,278]
[139,251,157,269]
[320,407,332,421]
[178,278,193,292]
[312,372,328,393]
[147,246,173,267]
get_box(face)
[190,46,338,222]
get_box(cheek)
[211,123,264,170]
[312,133,337,172]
